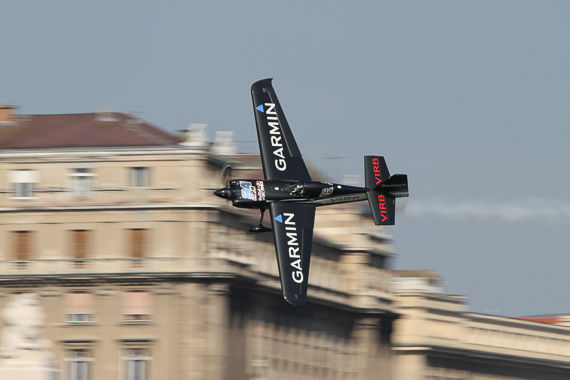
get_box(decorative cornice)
[393,343,570,370]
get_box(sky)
[1,1,569,317]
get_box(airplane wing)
[251,79,311,181]
[269,201,315,306]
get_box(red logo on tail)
[372,158,382,185]
[378,194,388,222]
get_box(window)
[130,167,149,188]
[65,292,94,322]
[9,169,38,198]
[69,168,94,197]
[16,182,32,198]
[123,291,152,321]
[130,229,147,267]
[13,231,31,268]
[67,350,91,380]
[71,230,90,268]
[124,349,149,380]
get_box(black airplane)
[214,79,408,306]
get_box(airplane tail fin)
[364,156,409,225]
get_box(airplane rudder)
[380,174,409,198]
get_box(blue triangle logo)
[274,214,283,223]
[256,104,264,113]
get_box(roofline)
[0,145,206,155]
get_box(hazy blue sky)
[2,1,569,316]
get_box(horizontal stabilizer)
[364,156,408,225]
[367,190,396,225]
[364,156,390,189]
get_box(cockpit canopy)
[282,181,335,198]
[282,183,307,198]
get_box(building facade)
[1,108,570,380]
[0,110,396,380]
[390,272,570,380]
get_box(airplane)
[214,79,408,306]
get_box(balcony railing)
[0,257,246,277]
[394,313,570,364]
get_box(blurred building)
[0,108,396,380]
[390,271,570,380]
[2,107,570,380]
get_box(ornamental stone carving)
[0,293,56,380]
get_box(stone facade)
[1,110,570,380]
[0,124,396,380]
[390,273,570,380]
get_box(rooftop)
[0,109,181,149]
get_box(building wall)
[0,145,396,380]
[390,277,570,380]
[4,138,569,380]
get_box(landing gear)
[249,208,272,233]
[249,225,272,233]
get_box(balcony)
[0,257,250,278]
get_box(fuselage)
[214,179,368,208]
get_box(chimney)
[179,123,209,149]
[0,105,17,125]
[96,107,117,122]
[211,131,236,156]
